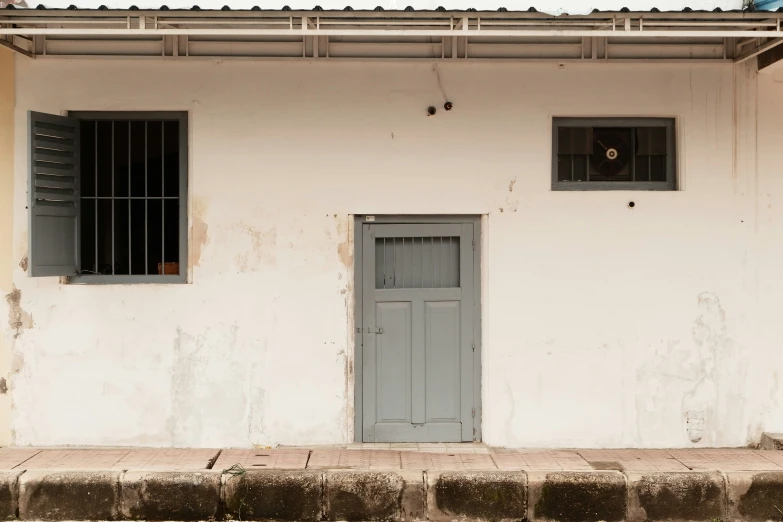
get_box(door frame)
[352,214,482,443]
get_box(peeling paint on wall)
[5,287,33,339]
[17,256,27,273]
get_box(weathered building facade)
[1,0,783,449]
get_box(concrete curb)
[3,468,783,520]
[120,470,221,521]
[222,469,322,521]
[626,471,725,522]
[19,470,121,521]
[427,471,526,522]
[324,470,423,521]
[727,471,783,521]
[0,471,23,520]
[528,470,627,522]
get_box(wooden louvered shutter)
[28,111,80,277]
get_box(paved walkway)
[1,444,782,472]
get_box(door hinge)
[472,407,475,418]
[472,341,475,352]
[471,239,475,251]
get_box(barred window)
[27,111,187,283]
[552,118,676,191]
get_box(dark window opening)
[79,117,182,277]
[553,118,676,191]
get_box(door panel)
[362,222,476,443]
[425,301,461,422]
[373,421,462,443]
[376,302,412,423]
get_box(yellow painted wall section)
[0,48,14,446]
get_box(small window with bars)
[375,237,460,289]
[552,117,676,191]
[27,111,187,283]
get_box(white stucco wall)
[750,66,783,446]
[7,57,781,448]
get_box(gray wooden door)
[362,223,475,442]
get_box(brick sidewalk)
[3,445,783,521]
[1,445,782,472]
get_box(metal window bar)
[94,122,98,274]
[392,236,396,289]
[632,129,636,182]
[418,237,422,289]
[445,237,450,286]
[400,238,405,288]
[111,120,115,275]
[161,121,165,275]
[430,237,434,289]
[585,153,589,181]
[648,152,652,180]
[570,154,574,182]
[443,237,447,287]
[145,121,148,275]
[128,121,131,273]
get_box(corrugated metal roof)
[1,3,767,8]
[5,0,775,13]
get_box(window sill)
[66,274,186,285]
[552,181,676,191]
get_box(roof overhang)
[1,7,782,63]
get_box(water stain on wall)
[11,352,24,375]
[501,179,519,212]
[170,324,248,446]
[634,292,749,446]
[335,215,354,441]
[190,199,210,268]
[5,286,33,339]
[337,241,351,268]
[336,216,352,269]
[681,292,727,444]
[235,224,277,271]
